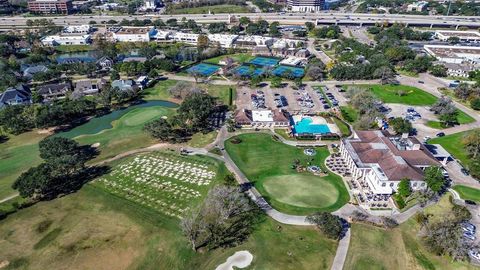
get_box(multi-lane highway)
[1,12,480,28]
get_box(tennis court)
[187,63,220,76]
[234,65,265,77]
[273,65,305,78]
[248,56,280,67]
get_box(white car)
[469,250,480,260]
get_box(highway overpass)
[0,12,479,29]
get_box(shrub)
[471,98,480,110]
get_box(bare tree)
[180,186,259,251]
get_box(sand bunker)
[215,250,253,270]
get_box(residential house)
[23,65,48,79]
[111,79,139,92]
[443,63,476,78]
[0,85,32,108]
[74,79,106,95]
[96,56,114,70]
[37,82,71,100]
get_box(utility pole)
[446,0,452,16]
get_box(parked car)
[461,168,470,176]
[464,232,476,241]
[469,249,480,260]
[436,132,445,137]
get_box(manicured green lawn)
[453,185,480,202]
[345,195,478,270]
[167,4,251,14]
[332,117,351,137]
[0,132,48,199]
[225,133,349,214]
[187,131,218,148]
[204,53,254,65]
[55,44,93,52]
[144,79,236,106]
[350,84,438,106]
[0,157,337,269]
[58,105,176,163]
[339,106,358,123]
[428,130,472,168]
[426,110,475,129]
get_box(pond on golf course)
[55,100,178,139]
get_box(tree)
[424,167,446,193]
[306,212,344,240]
[462,130,480,159]
[454,83,472,101]
[424,219,471,261]
[430,97,458,127]
[447,36,460,44]
[110,70,120,80]
[389,117,412,134]
[307,66,323,81]
[250,76,261,87]
[176,93,216,132]
[197,34,209,50]
[373,66,395,84]
[269,21,281,37]
[270,76,282,88]
[239,17,251,26]
[223,174,237,186]
[180,186,258,251]
[305,22,315,32]
[397,178,412,198]
[470,98,480,110]
[429,64,447,77]
[0,105,35,134]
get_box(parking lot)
[235,83,345,114]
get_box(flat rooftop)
[436,31,480,38]
[424,45,480,58]
[116,27,151,35]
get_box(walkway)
[331,229,351,270]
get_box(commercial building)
[424,45,480,64]
[339,130,439,195]
[407,1,428,12]
[27,0,73,14]
[112,27,156,42]
[63,25,91,34]
[41,34,91,46]
[287,0,325,12]
[434,30,480,43]
[234,109,290,128]
[442,63,477,78]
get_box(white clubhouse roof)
[252,110,274,122]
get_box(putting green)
[121,107,168,127]
[262,174,339,208]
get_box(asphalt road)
[1,12,480,28]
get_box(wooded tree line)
[12,137,102,200]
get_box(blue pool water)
[273,65,305,78]
[248,56,280,67]
[234,65,265,77]
[293,117,331,135]
[187,63,220,76]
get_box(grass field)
[453,185,480,202]
[0,156,338,269]
[349,84,438,106]
[428,130,472,168]
[167,4,251,14]
[224,133,349,214]
[426,109,476,129]
[144,79,236,106]
[59,104,176,163]
[187,131,218,148]
[0,132,48,199]
[345,195,477,270]
[55,44,93,53]
[204,53,254,65]
[339,106,358,123]
[96,151,226,218]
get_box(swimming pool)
[248,56,280,67]
[187,63,220,76]
[293,117,331,135]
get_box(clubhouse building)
[339,130,439,195]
